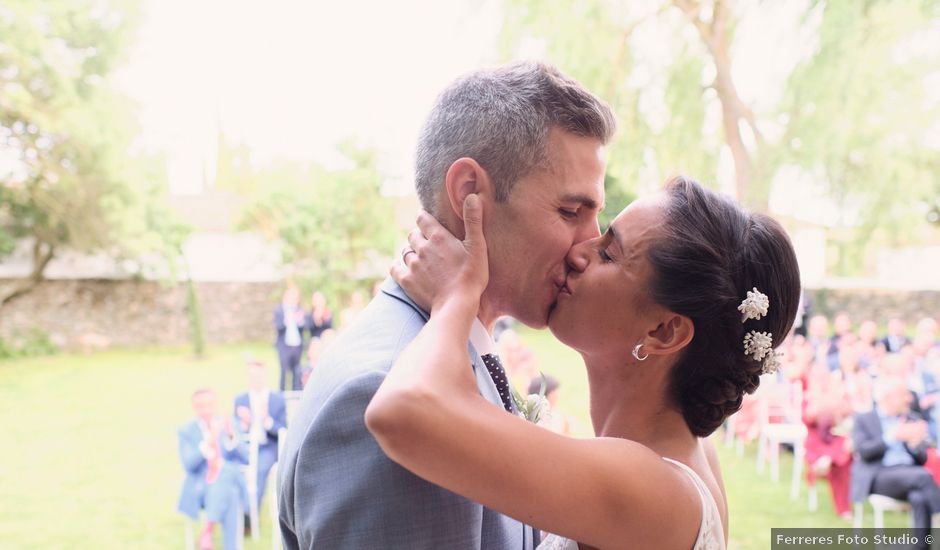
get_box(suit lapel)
[381,277,507,411]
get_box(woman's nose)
[565,239,592,273]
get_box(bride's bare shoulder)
[702,438,729,538]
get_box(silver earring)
[632,343,648,361]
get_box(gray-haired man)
[279,62,615,549]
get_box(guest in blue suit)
[177,388,248,550]
[234,360,287,509]
[274,285,306,391]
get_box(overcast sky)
[114,0,937,210]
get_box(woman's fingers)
[389,262,404,283]
[406,228,425,255]
[415,210,442,237]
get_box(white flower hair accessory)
[743,330,781,375]
[737,287,770,322]
[738,287,779,374]
[760,351,782,376]
[743,330,773,361]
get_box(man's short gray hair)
[414,62,616,213]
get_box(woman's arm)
[366,196,701,549]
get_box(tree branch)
[0,240,55,307]
[607,2,673,101]
[673,0,713,43]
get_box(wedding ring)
[402,248,416,262]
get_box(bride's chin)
[547,307,573,345]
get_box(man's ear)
[643,314,694,358]
[444,158,491,235]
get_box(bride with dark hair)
[367,176,801,549]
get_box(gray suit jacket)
[850,408,929,503]
[278,278,536,550]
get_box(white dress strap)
[661,457,726,550]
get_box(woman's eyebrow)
[607,225,625,253]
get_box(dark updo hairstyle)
[647,176,801,437]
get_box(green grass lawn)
[0,331,907,549]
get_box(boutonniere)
[510,373,551,425]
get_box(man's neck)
[476,291,500,334]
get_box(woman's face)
[548,194,667,356]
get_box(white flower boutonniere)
[510,373,552,425]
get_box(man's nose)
[579,217,602,241]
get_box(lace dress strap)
[661,457,726,550]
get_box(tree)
[775,0,940,273]
[672,0,767,207]
[500,0,940,275]
[498,1,716,211]
[0,0,146,305]
[236,142,398,302]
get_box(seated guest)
[851,377,940,544]
[857,320,884,370]
[829,312,853,360]
[804,364,853,520]
[807,315,832,362]
[858,319,879,348]
[234,361,287,510]
[178,389,248,550]
[882,318,912,354]
[837,341,873,413]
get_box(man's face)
[283,287,299,306]
[483,129,606,328]
[193,391,217,421]
[809,316,829,339]
[881,383,912,416]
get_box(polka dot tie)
[481,353,514,413]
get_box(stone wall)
[2,279,939,350]
[804,288,940,322]
[0,279,281,350]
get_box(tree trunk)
[0,240,55,307]
[674,0,766,209]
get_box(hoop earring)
[632,343,649,361]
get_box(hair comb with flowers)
[738,287,779,375]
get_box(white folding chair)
[242,433,261,543]
[268,390,303,550]
[756,379,807,500]
[854,494,913,528]
[282,390,303,423]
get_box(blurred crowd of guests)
[732,308,940,532]
[173,285,365,549]
[176,360,288,550]
[174,283,582,549]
